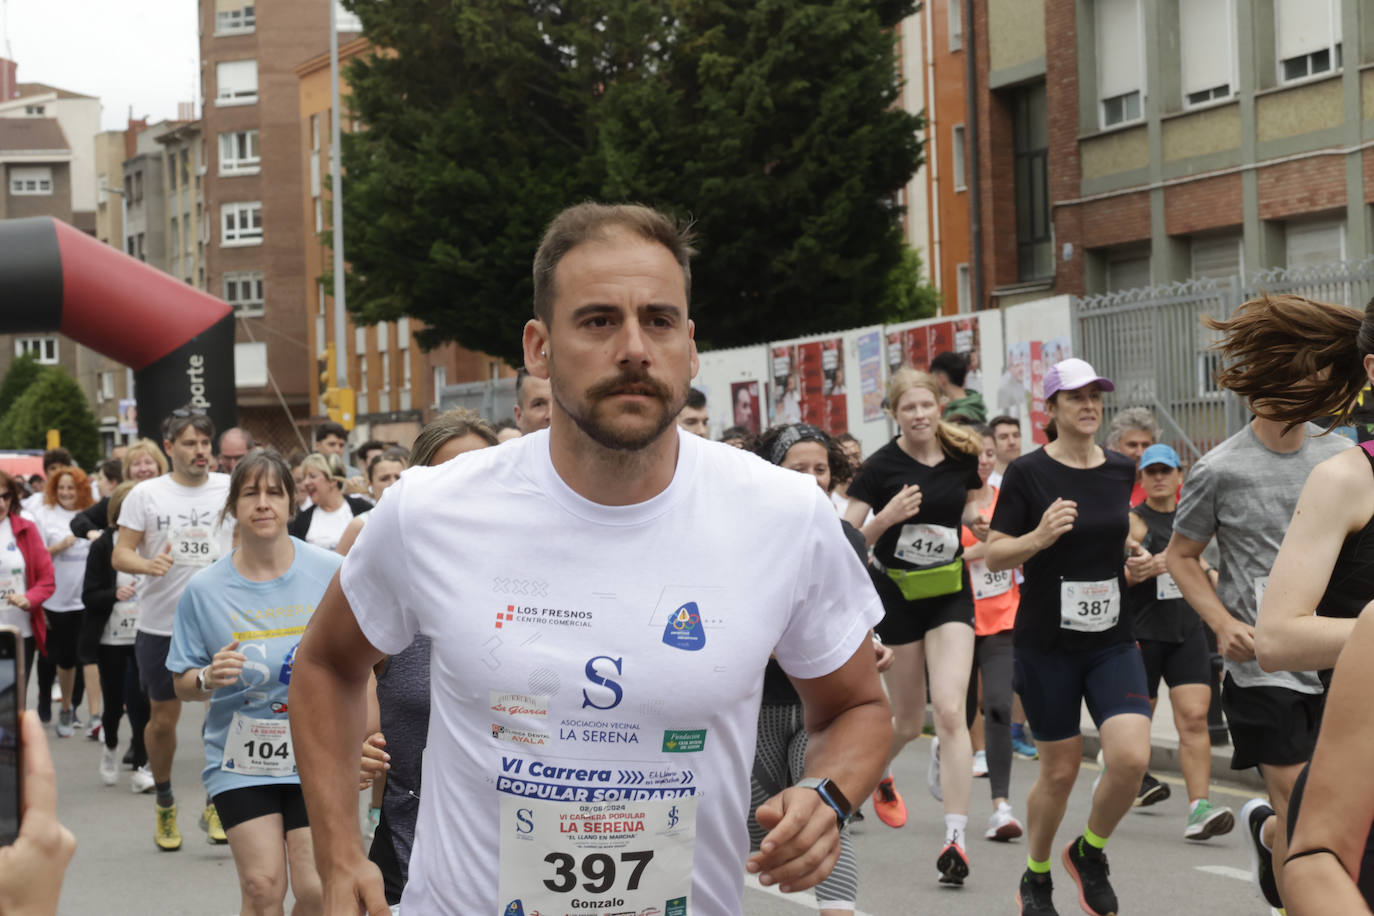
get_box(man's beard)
[554,368,688,452]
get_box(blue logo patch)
[661,602,705,651]
[504,901,525,916]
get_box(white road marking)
[1195,864,1254,882]
[744,873,878,916]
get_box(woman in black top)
[986,358,1152,916]
[843,368,985,887]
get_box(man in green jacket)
[931,351,987,423]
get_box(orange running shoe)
[871,776,907,828]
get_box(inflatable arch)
[0,216,236,444]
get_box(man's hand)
[358,733,388,791]
[115,583,136,602]
[745,786,841,893]
[320,856,389,916]
[146,543,173,577]
[1124,546,1154,582]
[968,517,990,542]
[873,640,894,674]
[0,711,76,916]
[1217,618,1257,662]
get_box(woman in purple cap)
[985,357,1153,916]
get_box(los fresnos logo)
[661,602,705,651]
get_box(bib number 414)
[543,850,653,895]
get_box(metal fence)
[436,376,517,425]
[1073,258,1374,463]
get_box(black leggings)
[966,630,1014,801]
[37,621,84,713]
[97,644,147,763]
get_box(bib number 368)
[543,850,653,894]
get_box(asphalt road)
[40,692,1276,915]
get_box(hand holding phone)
[0,710,76,915]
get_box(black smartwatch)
[795,777,853,829]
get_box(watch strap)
[795,776,852,828]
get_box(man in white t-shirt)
[291,203,891,915]
[113,408,233,852]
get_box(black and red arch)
[0,216,236,443]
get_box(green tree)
[340,0,925,361]
[0,353,44,421]
[0,368,102,470]
[882,246,941,324]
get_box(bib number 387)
[499,793,695,916]
[1059,579,1121,633]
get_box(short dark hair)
[684,387,706,410]
[532,203,695,326]
[720,425,750,442]
[42,448,72,470]
[99,458,123,484]
[316,421,347,443]
[162,406,215,444]
[929,351,969,387]
[353,439,385,465]
[493,417,519,432]
[515,368,539,407]
[988,415,1020,433]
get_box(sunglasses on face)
[171,407,207,419]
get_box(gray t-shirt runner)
[1173,422,1352,693]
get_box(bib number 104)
[543,850,653,895]
[244,739,289,761]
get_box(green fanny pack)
[884,557,964,601]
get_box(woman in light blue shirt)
[168,449,341,916]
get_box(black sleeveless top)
[1126,503,1201,643]
[1316,441,1374,619]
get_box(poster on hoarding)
[1001,336,1071,443]
[118,399,138,435]
[730,381,762,435]
[770,339,848,434]
[885,317,983,392]
[857,330,884,421]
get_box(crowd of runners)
[5,202,1374,916]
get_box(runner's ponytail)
[1206,293,1371,430]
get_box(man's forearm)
[1165,553,1234,635]
[800,697,891,808]
[290,652,373,868]
[111,547,150,576]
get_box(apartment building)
[961,0,1374,308]
[295,39,512,445]
[0,68,100,232]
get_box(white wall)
[0,92,102,214]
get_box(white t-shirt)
[342,429,883,916]
[305,502,353,551]
[0,522,30,637]
[33,504,87,612]
[119,473,233,636]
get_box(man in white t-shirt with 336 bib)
[291,203,892,915]
[114,407,233,852]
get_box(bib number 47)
[543,850,653,895]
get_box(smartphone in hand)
[0,625,24,845]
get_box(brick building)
[198,0,362,451]
[952,0,1373,309]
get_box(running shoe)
[49,683,61,702]
[1012,731,1038,760]
[972,749,988,777]
[366,806,381,841]
[1134,772,1171,807]
[936,838,970,885]
[1062,836,1118,916]
[86,719,102,742]
[36,697,50,724]
[155,803,182,851]
[99,746,118,786]
[131,765,155,795]
[1241,797,1282,908]
[986,802,1024,841]
[1184,799,1235,841]
[200,803,228,844]
[871,777,907,828]
[1017,869,1059,916]
[55,708,73,738]
[928,737,943,801]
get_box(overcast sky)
[3,0,199,130]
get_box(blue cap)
[1139,443,1180,470]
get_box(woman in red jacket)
[0,469,55,682]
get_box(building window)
[15,337,58,365]
[358,355,368,397]
[223,270,266,317]
[218,130,260,175]
[949,0,963,52]
[1190,231,1242,280]
[956,263,971,313]
[23,104,44,115]
[97,371,115,402]
[1096,0,1144,129]
[380,350,391,398]
[220,201,263,246]
[433,366,446,407]
[951,124,967,192]
[1012,82,1052,281]
[214,2,256,34]
[1277,0,1341,84]
[1105,244,1151,291]
[215,59,258,106]
[315,197,323,233]
[1286,216,1346,269]
[9,165,52,196]
[1181,0,1235,107]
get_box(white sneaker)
[131,764,155,795]
[49,683,61,702]
[100,746,118,786]
[927,737,943,801]
[972,749,988,777]
[986,802,1023,841]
